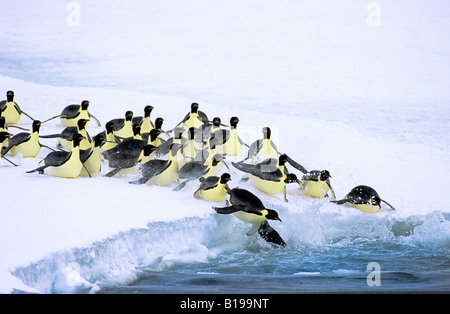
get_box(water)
[2,0,450,294]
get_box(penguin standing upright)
[27,133,85,178]
[210,117,246,156]
[213,187,286,247]
[110,111,134,140]
[232,154,299,202]
[173,102,209,131]
[193,173,232,202]
[139,105,155,137]
[1,120,49,158]
[41,100,101,127]
[99,121,119,154]
[244,127,279,163]
[331,185,395,213]
[0,90,35,124]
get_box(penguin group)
[1,90,395,247]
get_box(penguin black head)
[155,117,164,129]
[0,131,11,143]
[319,170,331,181]
[284,173,299,184]
[230,117,239,128]
[105,121,115,134]
[142,145,157,156]
[93,134,105,147]
[81,100,89,110]
[262,127,271,139]
[149,128,162,141]
[278,154,289,166]
[144,105,154,117]
[132,123,141,136]
[72,133,85,147]
[6,91,14,102]
[77,119,89,130]
[212,117,221,126]
[265,209,282,222]
[219,172,232,184]
[191,102,199,113]
[32,120,42,132]
[125,111,134,121]
[0,116,6,127]
[169,143,183,156]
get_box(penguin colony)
[0,90,395,247]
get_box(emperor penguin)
[173,153,227,191]
[27,133,85,178]
[213,187,286,247]
[210,117,246,156]
[149,117,164,146]
[0,90,35,124]
[0,120,50,158]
[195,117,224,145]
[0,132,18,166]
[182,127,199,162]
[129,143,183,186]
[193,172,232,202]
[40,118,92,151]
[99,121,119,154]
[232,154,300,202]
[284,154,336,199]
[110,111,134,140]
[41,100,101,127]
[80,133,105,177]
[138,105,155,137]
[244,127,279,163]
[172,102,209,131]
[0,116,7,133]
[331,185,395,213]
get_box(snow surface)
[1,0,449,293]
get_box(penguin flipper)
[213,205,246,215]
[331,199,348,205]
[258,221,286,247]
[285,154,308,174]
[381,199,395,210]
[173,180,189,191]
[88,113,101,127]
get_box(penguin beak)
[276,217,282,222]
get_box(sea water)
[2,0,449,293]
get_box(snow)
[1,0,449,293]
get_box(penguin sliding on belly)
[0,90,35,124]
[285,154,336,199]
[213,187,286,247]
[193,173,232,202]
[331,185,395,213]
[41,100,101,127]
[26,134,85,178]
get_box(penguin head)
[370,195,382,207]
[278,154,289,166]
[319,170,331,181]
[190,102,199,113]
[284,173,299,184]
[212,117,221,127]
[6,90,14,102]
[262,127,271,139]
[169,143,183,156]
[32,120,42,133]
[105,121,115,134]
[230,117,239,129]
[125,111,134,121]
[0,117,5,127]
[132,123,141,136]
[149,128,162,141]
[81,100,89,110]
[155,117,164,129]
[211,153,226,164]
[144,105,154,117]
[173,127,185,139]
[93,134,105,147]
[77,118,89,130]
[72,133,85,147]
[219,173,232,184]
[265,209,282,222]
[142,145,157,156]
[0,131,11,143]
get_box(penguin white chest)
[149,161,178,186]
[10,132,40,157]
[251,176,285,194]
[3,102,21,124]
[46,150,83,178]
[233,210,268,224]
[197,184,228,202]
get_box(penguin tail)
[173,180,188,191]
[258,221,286,247]
[41,115,62,124]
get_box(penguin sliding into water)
[284,155,336,200]
[331,185,395,213]
[0,90,35,124]
[41,100,101,127]
[27,133,85,178]
[213,187,286,247]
